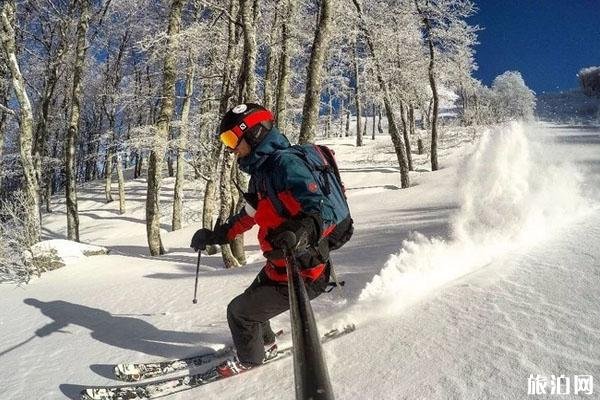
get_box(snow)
[30,240,109,265]
[1,122,599,399]
[358,122,590,314]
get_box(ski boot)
[216,357,255,377]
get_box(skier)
[190,103,346,377]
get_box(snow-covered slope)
[1,122,599,400]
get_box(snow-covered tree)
[414,0,477,171]
[0,0,41,245]
[578,66,600,98]
[491,71,536,121]
[146,0,184,256]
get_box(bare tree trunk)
[167,152,175,177]
[298,0,333,144]
[409,103,416,137]
[263,2,280,110]
[354,39,363,147]
[85,128,99,181]
[0,0,41,244]
[352,0,409,188]
[46,138,60,212]
[400,102,413,171]
[172,53,195,231]
[207,0,237,259]
[65,0,91,242]
[338,97,344,137]
[219,152,241,268]
[427,43,439,171]
[103,30,130,205]
[202,175,218,254]
[0,58,9,190]
[275,0,294,130]
[34,49,64,209]
[206,0,237,246]
[326,86,333,138]
[229,167,246,265]
[416,2,440,171]
[45,174,52,212]
[424,98,433,129]
[135,154,143,178]
[105,141,114,202]
[240,0,258,102]
[229,0,259,263]
[345,109,350,137]
[116,154,125,214]
[146,0,183,256]
[385,98,410,188]
[371,102,376,140]
[377,104,383,133]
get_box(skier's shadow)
[24,298,223,357]
[24,297,227,391]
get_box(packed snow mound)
[357,122,590,313]
[30,239,109,267]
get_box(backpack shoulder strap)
[258,154,291,219]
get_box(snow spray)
[356,122,589,314]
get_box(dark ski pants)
[227,269,328,365]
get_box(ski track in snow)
[1,122,599,399]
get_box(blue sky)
[469,0,600,94]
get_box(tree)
[240,0,258,102]
[102,29,130,214]
[0,0,41,245]
[351,0,409,188]
[262,0,281,110]
[414,0,476,171]
[353,35,363,147]
[298,0,333,144]
[172,52,194,231]
[578,66,600,98]
[146,0,184,256]
[491,71,536,121]
[0,55,11,188]
[275,0,294,131]
[65,0,92,242]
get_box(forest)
[0,0,535,283]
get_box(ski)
[113,346,234,382]
[81,324,355,400]
[113,330,284,382]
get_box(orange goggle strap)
[222,109,274,145]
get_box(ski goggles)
[218,109,274,149]
[219,129,242,149]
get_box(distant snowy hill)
[536,89,600,124]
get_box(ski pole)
[192,217,221,304]
[192,250,201,304]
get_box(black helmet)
[218,103,274,149]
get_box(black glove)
[267,215,320,251]
[190,225,229,252]
[190,229,215,252]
